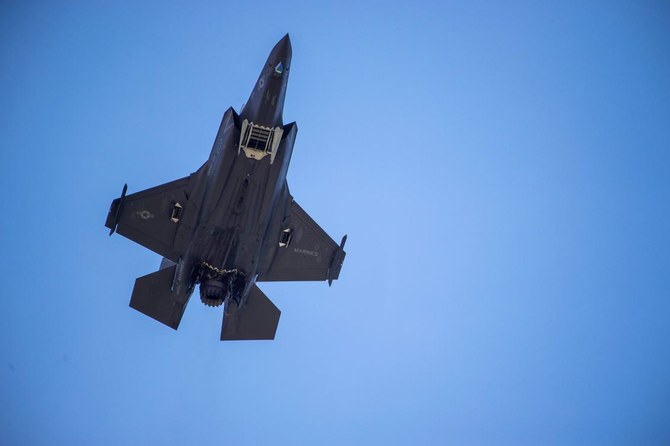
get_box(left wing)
[105,176,193,261]
[258,198,346,283]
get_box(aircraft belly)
[193,156,278,275]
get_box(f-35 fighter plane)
[105,34,346,341]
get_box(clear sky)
[1,1,669,444]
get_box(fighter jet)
[105,34,346,341]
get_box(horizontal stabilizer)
[130,266,191,330]
[221,285,280,341]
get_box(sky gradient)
[1,1,670,444]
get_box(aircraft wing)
[105,176,193,262]
[258,198,346,283]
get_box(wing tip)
[106,183,128,235]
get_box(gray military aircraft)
[105,34,346,341]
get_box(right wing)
[105,176,193,262]
[257,198,346,283]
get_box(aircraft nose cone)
[272,33,292,60]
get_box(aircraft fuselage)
[105,34,346,340]
[173,35,295,309]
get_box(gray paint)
[105,35,346,341]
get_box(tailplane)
[129,266,192,330]
[221,285,280,341]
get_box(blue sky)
[1,1,669,444]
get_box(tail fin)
[220,284,280,341]
[129,266,192,330]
